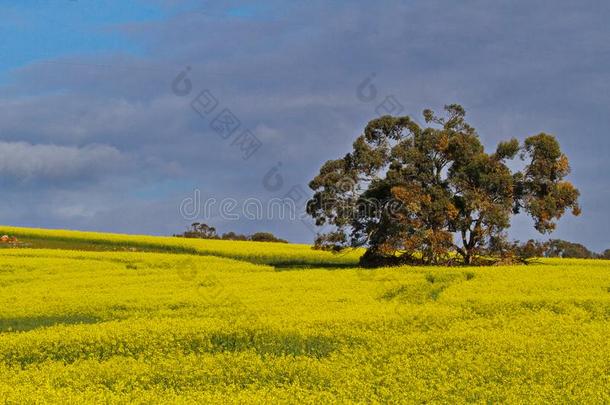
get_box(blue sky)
[0,0,609,251]
[0,1,168,77]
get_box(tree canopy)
[307,105,580,266]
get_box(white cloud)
[0,141,126,182]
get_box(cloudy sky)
[1,0,608,251]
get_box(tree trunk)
[463,253,472,265]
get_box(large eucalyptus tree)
[307,105,580,266]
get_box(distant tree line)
[544,239,610,259]
[174,223,288,243]
[442,238,608,261]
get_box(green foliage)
[220,231,249,241]
[249,232,288,243]
[176,222,218,239]
[485,236,549,264]
[308,105,581,266]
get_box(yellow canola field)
[0,228,608,403]
[0,225,362,266]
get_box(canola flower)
[0,227,608,403]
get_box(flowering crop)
[0,227,608,403]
